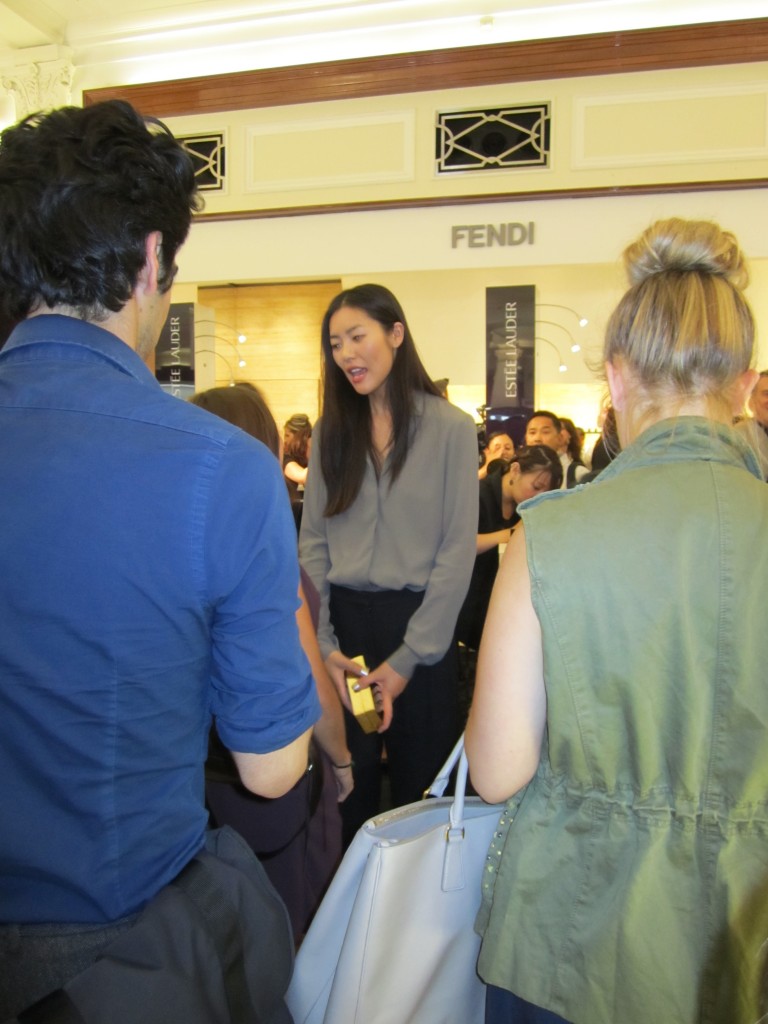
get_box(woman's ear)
[734,369,759,416]
[390,322,405,349]
[605,360,627,412]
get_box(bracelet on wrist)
[332,759,355,770]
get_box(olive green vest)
[477,418,768,1024]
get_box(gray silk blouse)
[299,393,478,679]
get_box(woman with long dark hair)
[190,383,352,940]
[300,283,478,845]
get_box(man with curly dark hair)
[0,101,318,1021]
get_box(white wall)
[178,187,768,410]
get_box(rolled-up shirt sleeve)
[205,434,320,753]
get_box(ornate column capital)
[2,52,74,121]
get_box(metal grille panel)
[436,105,550,173]
[180,133,226,191]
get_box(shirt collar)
[1,314,160,390]
[598,416,764,483]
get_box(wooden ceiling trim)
[84,18,768,118]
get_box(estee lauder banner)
[155,302,195,399]
[485,286,535,443]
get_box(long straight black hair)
[319,284,441,517]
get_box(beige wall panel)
[175,189,768,415]
[574,86,768,168]
[339,263,622,390]
[250,378,321,433]
[165,61,768,215]
[193,358,320,428]
[183,256,768,434]
[535,381,608,436]
[338,256,768,429]
[245,112,414,192]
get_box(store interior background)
[175,188,768,444]
[1,2,767,448]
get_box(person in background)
[559,416,585,469]
[478,431,516,479]
[455,445,561,722]
[190,384,352,941]
[300,283,477,848]
[467,217,768,1024]
[587,402,620,476]
[524,409,589,489]
[283,412,313,502]
[0,101,318,1019]
[736,369,768,479]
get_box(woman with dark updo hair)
[456,444,562,654]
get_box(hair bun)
[624,217,749,291]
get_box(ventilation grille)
[436,104,550,174]
[180,133,226,192]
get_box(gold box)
[346,658,381,734]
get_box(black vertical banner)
[485,286,535,445]
[155,302,196,399]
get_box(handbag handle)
[424,732,466,800]
[424,732,470,829]
[424,733,478,893]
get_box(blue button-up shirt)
[0,316,319,923]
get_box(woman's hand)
[476,527,513,555]
[329,759,355,802]
[325,650,367,711]
[357,661,408,732]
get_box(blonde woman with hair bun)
[466,218,768,1024]
[604,217,756,445]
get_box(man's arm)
[231,730,312,798]
[208,436,321,788]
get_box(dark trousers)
[485,986,572,1024]
[329,585,461,848]
[206,772,312,941]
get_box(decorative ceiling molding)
[193,179,768,224]
[84,18,768,118]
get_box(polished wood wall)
[198,280,341,425]
[85,19,768,118]
[85,19,768,220]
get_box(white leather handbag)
[285,734,503,1024]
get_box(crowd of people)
[1,100,767,1024]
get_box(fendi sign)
[451,222,535,248]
